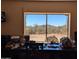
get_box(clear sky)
[25,14,68,26]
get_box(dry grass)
[30,34,67,43]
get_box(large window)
[24,12,70,43]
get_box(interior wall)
[1,1,77,40]
[2,0,77,1]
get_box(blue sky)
[25,14,68,26]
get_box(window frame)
[24,12,71,42]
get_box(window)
[24,12,70,43]
[24,13,46,43]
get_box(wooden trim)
[2,0,77,2]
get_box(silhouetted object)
[74,32,77,47]
[1,35,12,57]
[23,35,30,49]
[5,41,15,49]
[61,37,73,49]
[29,41,37,50]
[24,35,29,42]
[1,35,11,48]
[1,11,6,22]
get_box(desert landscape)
[29,34,67,43]
[24,24,67,43]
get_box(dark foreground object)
[2,48,77,59]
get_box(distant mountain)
[25,24,67,34]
